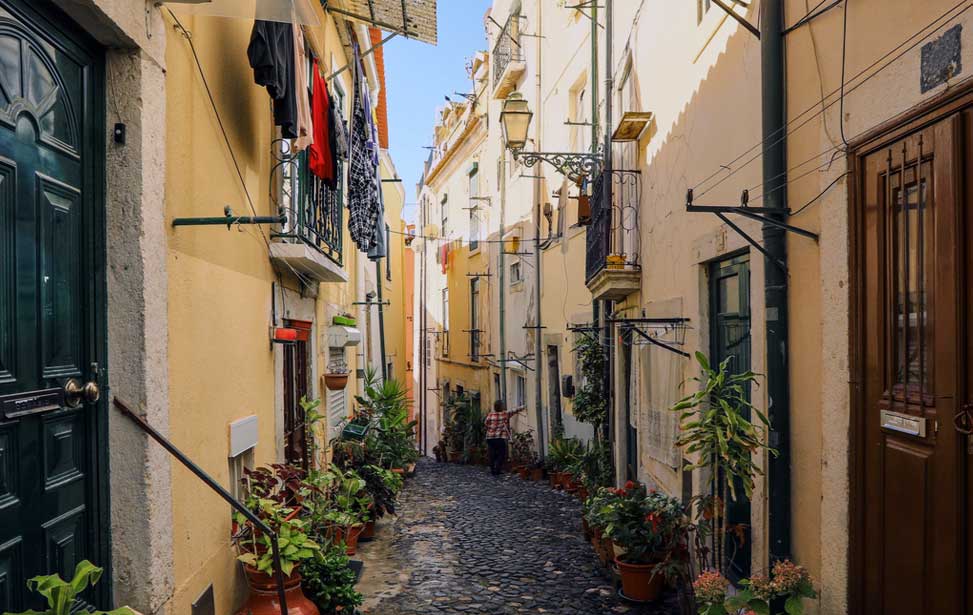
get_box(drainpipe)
[419,197,427,453]
[761,0,792,565]
[376,260,388,381]
[590,0,598,150]
[531,0,547,457]
[499,152,508,405]
[603,0,615,454]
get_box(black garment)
[247,20,297,138]
[487,438,508,476]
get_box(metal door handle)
[954,404,973,435]
[64,379,100,408]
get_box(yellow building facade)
[163,6,411,614]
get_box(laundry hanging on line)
[247,20,298,139]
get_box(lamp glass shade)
[501,93,532,151]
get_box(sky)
[383,0,493,222]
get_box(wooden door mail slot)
[880,409,927,437]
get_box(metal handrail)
[112,398,289,615]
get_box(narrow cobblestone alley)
[356,461,680,615]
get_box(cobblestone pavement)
[356,459,680,615]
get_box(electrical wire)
[691,0,971,195]
[789,170,850,217]
[838,0,851,148]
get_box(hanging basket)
[324,373,349,391]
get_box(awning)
[172,0,321,26]
[325,0,438,45]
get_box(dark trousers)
[486,438,508,476]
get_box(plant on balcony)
[3,560,138,615]
[572,333,608,432]
[671,352,776,576]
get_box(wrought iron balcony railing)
[585,169,642,283]
[273,140,344,267]
[493,12,522,85]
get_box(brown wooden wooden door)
[858,114,967,614]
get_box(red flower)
[644,512,660,532]
[624,480,637,491]
[612,488,626,497]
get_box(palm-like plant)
[671,351,776,575]
[3,561,136,615]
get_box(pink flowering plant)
[722,560,818,615]
[693,570,729,615]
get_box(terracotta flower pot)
[323,373,349,391]
[615,558,665,602]
[328,525,364,556]
[236,566,319,615]
[447,450,463,463]
[406,462,417,475]
[360,520,376,541]
[529,467,544,481]
[391,467,406,475]
[577,486,589,501]
[517,466,529,479]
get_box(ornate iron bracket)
[512,149,603,183]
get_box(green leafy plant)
[671,352,776,575]
[602,481,688,574]
[444,394,486,462]
[577,439,614,489]
[301,544,364,615]
[3,561,135,615]
[233,464,321,577]
[311,467,371,530]
[572,333,608,430]
[545,437,583,473]
[510,430,538,467]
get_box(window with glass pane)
[891,176,931,397]
[470,278,481,360]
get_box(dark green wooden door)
[0,1,106,610]
[710,253,751,580]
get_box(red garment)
[484,411,515,440]
[308,60,335,182]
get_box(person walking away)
[484,400,522,476]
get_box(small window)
[470,278,481,361]
[442,287,450,356]
[470,211,481,252]
[441,194,449,237]
[514,374,526,409]
[510,261,522,284]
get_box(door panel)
[0,1,104,610]
[710,253,751,580]
[859,116,965,614]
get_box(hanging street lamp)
[500,91,603,184]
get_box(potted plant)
[233,497,321,615]
[606,253,626,269]
[695,560,818,615]
[324,356,350,391]
[310,468,370,556]
[511,430,537,477]
[671,352,775,576]
[301,544,364,615]
[603,482,687,602]
[546,437,582,488]
[4,560,139,615]
[572,334,608,433]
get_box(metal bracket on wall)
[711,0,760,39]
[172,206,286,230]
[609,318,692,358]
[686,188,819,274]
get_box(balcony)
[271,147,348,284]
[492,13,525,99]
[585,170,641,301]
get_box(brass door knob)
[64,379,100,408]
